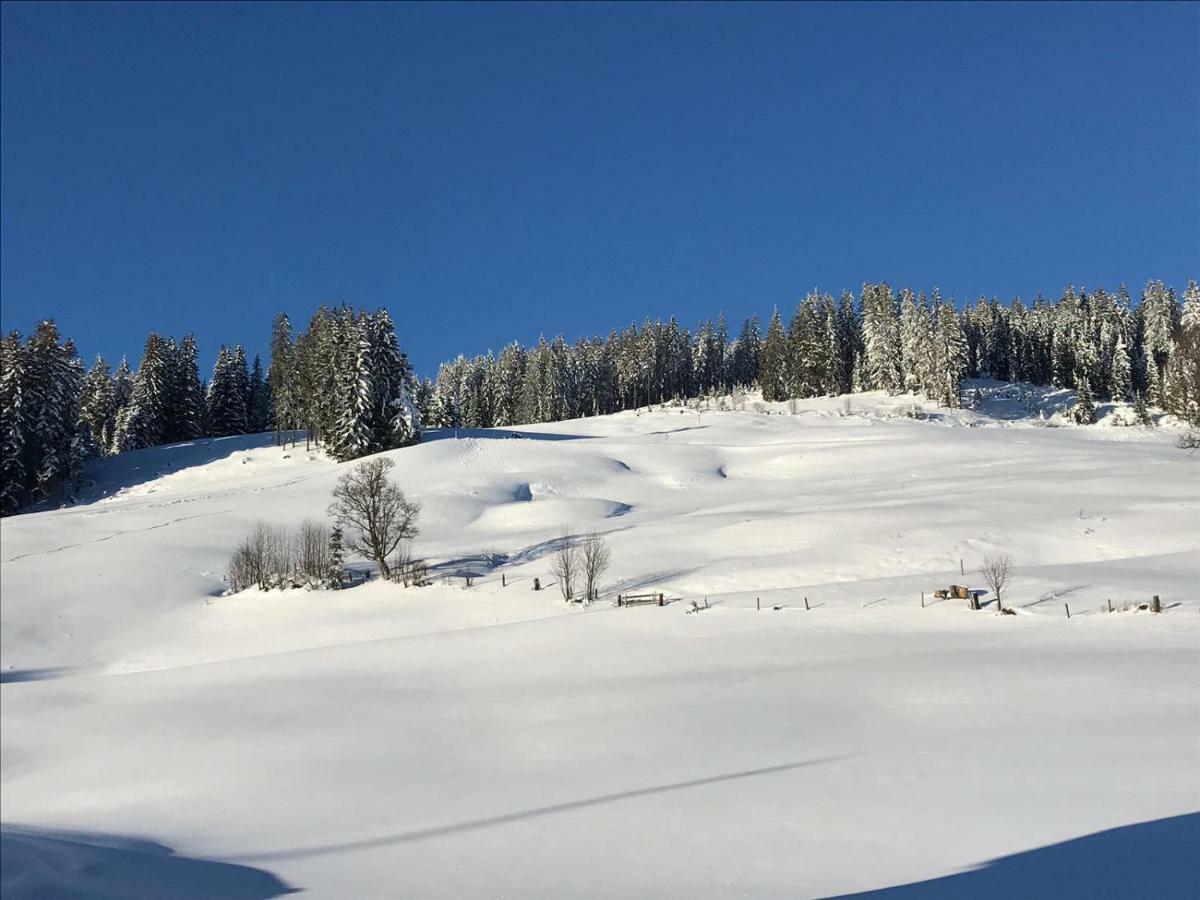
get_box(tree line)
[2,280,1197,516]
[426,281,1199,431]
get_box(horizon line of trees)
[427,280,1199,432]
[3,280,1197,516]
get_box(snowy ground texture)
[2,381,1198,898]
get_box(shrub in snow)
[549,527,579,601]
[226,518,339,593]
[581,531,612,603]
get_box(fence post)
[658,593,664,607]
[533,577,540,591]
[804,596,809,611]
[1065,603,1070,619]
[1107,598,1112,613]
[502,574,506,588]
[757,597,760,611]
[921,591,925,608]
[960,558,964,575]
[1152,595,1161,614]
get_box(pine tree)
[1162,280,1200,426]
[269,313,298,444]
[112,357,134,414]
[247,354,274,433]
[759,308,788,401]
[1133,392,1154,426]
[206,345,249,437]
[1072,378,1097,425]
[80,357,117,453]
[112,334,171,453]
[493,342,527,426]
[327,314,374,461]
[363,309,420,448]
[1109,332,1133,403]
[835,290,860,395]
[933,302,968,408]
[165,335,205,442]
[327,524,345,589]
[0,332,28,514]
[861,283,902,393]
[898,289,926,393]
[1140,280,1177,405]
[731,316,761,388]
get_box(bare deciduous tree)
[980,553,1015,610]
[581,531,612,603]
[227,518,340,592]
[328,457,420,580]
[297,518,330,582]
[548,527,579,601]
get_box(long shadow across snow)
[829,812,1200,899]
[0,668,72,684]
[421,427,594,443]
[66,431,297,506]
[0,826,297,899]
[235,756,846,862]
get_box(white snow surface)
[2,383,1198,898]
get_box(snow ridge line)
[3,509,237,563]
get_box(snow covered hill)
[2,384,1198,898]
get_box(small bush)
[226,518,340,593]
[389,541,429,587]
[1177,431,1200,451]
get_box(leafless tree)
[548,527,579,601]
[581,531,612,603]
[297,518,330,583]
[328,457,420,580]
[980,553,1015,610]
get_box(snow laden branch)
[328,457,420,581]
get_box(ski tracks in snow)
[3,508,237,563]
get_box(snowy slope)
[2,384,1198,898]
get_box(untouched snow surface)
[2,385,1198,898]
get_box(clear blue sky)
[2,1,1197,378]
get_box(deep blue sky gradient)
[2,1,1197,377]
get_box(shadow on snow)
[829,812,1200,899]
[421,427,594,443]
[0,826,297,900]
[232,756,847,862]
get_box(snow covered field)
[2,384,1198,898]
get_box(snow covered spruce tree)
[80,357,118,454]
[931,300,968,408]
[1162,280,1200,426]
[288,305,420,461]
[206,345,250,437]
[0,322,90,513]
[112,333,173,452]
[730,315,762,388]
[247,354,274,434]
[860,283,902,394]
[1139,280,1178,406]
[269,312,300,445]
[759,308,788,402]
[164,335,205,444]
